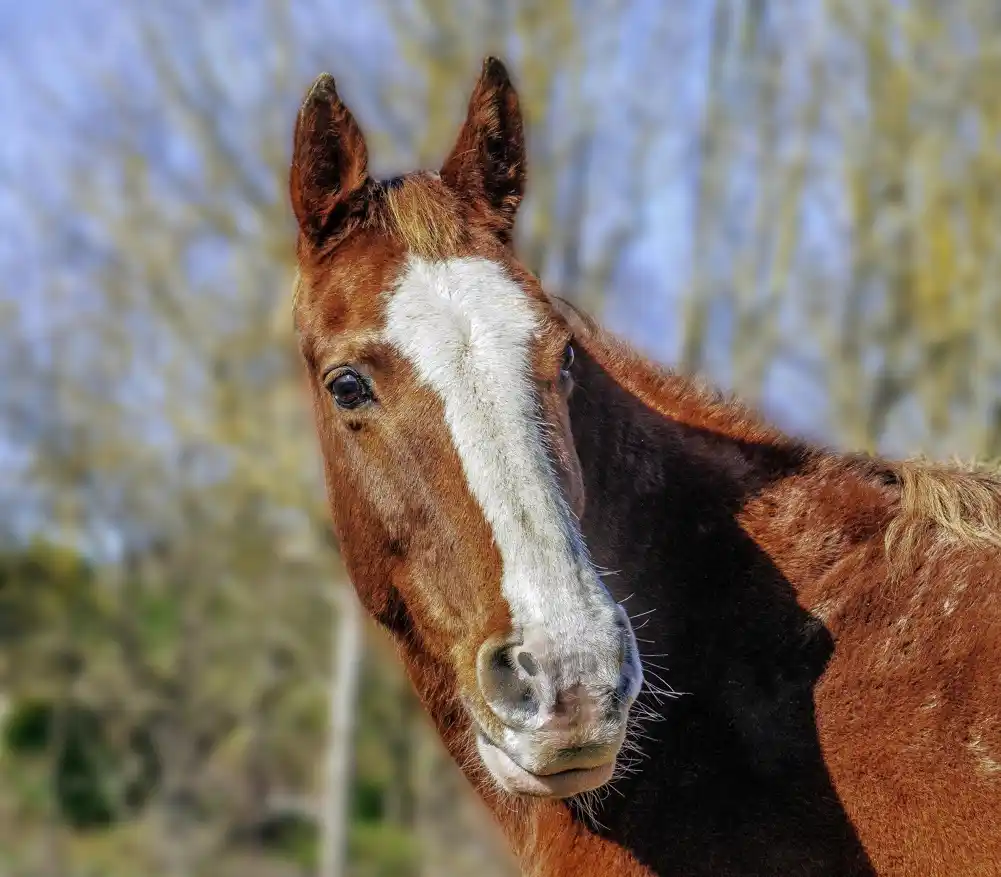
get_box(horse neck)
[565,326,893,610]
[546,330,882,874]
[567,330,808,583]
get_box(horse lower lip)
[534,744,612,775]
[475,732,616,797]
[532,764,598,779]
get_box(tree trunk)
[319,584,364,877]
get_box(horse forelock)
[379,174,469,261]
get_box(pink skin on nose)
[512,626,607,731]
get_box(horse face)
[290,60,642,798]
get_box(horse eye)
[560,343,575,377]
[328,370,370,410]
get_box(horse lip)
[474,731,617,797]
[533,743,612,775]
[476,729,598,777]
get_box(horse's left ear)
[440,57,525,244]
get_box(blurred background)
[2,0,1001,874]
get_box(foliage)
[0,543,448,876]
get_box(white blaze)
[383,256,620,662]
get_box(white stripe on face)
[383,257,623,669]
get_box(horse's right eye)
[328,370,370,410]
[560,343,575,380]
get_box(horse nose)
[476,633,634,731]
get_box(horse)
[287,58,1001,876]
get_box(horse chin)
[475,732,616,798]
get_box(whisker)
[642,668,675,689]
[640,659,672,672]
[643,678,684,703]
[591,563,622,576]
[628,607,658,620]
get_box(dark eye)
[328,369,370,410]
[560,343,575,378]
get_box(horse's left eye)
[560,343,575,378]
[328,369,371,410]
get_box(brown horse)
[288,58,1001,876]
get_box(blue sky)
[1,0,707,354]
[1,0,848,549]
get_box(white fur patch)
[383,256,623,681]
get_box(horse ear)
[290,73,369,250]
[440,57,525,244]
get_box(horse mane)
[884,456,1001,571]
[550,294,787,447]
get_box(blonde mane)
[381,175,466,261]
[885,456,1001,569]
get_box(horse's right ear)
[290,74,369,251]
[440,57,525,244]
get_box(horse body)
[288,58,1001,876]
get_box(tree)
[678,0,1001,459]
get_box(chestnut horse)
[288,59,1001,876]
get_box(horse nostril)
[517,650,540,677]
[477,639,542,727]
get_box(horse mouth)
[475,731,617,798]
